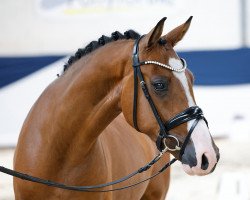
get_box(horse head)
[121,17,220,176]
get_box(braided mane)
[64,30,141,72]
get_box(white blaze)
[169,58,195,107]
[169,58,217,175]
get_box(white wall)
[0,58,64,146]
[0,0,248,56]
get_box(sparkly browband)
[141,58,187,72]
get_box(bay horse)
[13,17,220,200]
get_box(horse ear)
[164,16,193,47]
[144,17,167,47]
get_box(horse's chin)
[182,164,212,176]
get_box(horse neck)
[53,41,132,156]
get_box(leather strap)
[0,151,176,192]
[179,118,200,157]
[132,36,168,137]
[165,106,207,131]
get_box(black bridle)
[132,35,207,154]
[0,36,208,192]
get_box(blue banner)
[0,48,250,88]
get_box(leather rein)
[0,36,208,192]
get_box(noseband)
[0,35,209,192]
[132,35,208,156]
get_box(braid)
[64,29,141,72]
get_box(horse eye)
[152,81,167,92]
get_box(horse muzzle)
[180,133,220,176]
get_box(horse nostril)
[201,154,209,170]
[216,152,220,162]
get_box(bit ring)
[163,135,181,152]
